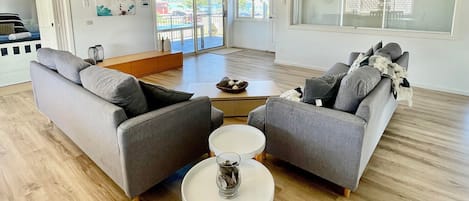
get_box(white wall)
[69,1,155,59]
[274,0,469,96]
[232,20,271,50]
[230,0,274,51]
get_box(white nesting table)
[209,125,266,161]
[181,158,275,201]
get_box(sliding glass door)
[155,0,225,54]
[196,0,224,51]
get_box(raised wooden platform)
[188,81,281,117]
[97,51,183,78]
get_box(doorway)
[155,0,226,54]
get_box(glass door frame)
[154,0,227,54]
[192,0,227,53]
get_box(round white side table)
[181,158,274,201]
[209,125,266,161]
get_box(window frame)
[236,0,270,20]
[290,0,459,38]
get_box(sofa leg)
[131,195,140,201]
[343,188,351,198]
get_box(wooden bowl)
[216,80,249,94]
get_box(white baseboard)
[273,59,469,97]
[412,82,469,97]
[274,59,329,71]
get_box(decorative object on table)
[157,37,163,51]
[216,77,249,93]
[96,0,136,16]
[216,152,241,199]
[88,45,104,62]
[163,37,172,52]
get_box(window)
[237,0,269,19]
[292,0,456,33]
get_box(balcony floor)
[167,36,223,53]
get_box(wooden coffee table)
[188,81,281,117]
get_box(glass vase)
[216,152,241,199]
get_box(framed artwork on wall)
[96,0,136,16]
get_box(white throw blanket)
[369,55,413,107]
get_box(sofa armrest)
[348,52,362,66]
[264,97,366,190]
[117,96,211,197]
[355,78,398,178]
[248,105,266,132]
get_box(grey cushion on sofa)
[248,105,266,132]
[139,81,194,110]
[37,48,58,70]
[373,41,383,52]
[333,66,381,113]
[54,51,91,84]
[325,63,350,76]
[375,43,402,61]
[303,74,344,107]
[211,106,224,131]
[80,66,148,117]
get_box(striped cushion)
[0,23,14,35]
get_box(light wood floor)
[1,50,469,201]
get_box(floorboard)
[0,49,468,201]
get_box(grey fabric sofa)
[30,53,223,199]
[248,51,409,195]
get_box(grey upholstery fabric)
[395,52,409,69]
[31,61,218,199]
[248,47,409,192]
[84,58,97,65]
[37,48,58,70]
[117,97,211,197]
[211,106,224,131]
[139,81,193,110]
[303,74,343,107]
[248,105,266,132]
[30,61,128,189]
[325,63,350,76]
[348,52,361,66]
[364,46,374,56]
[355,78,398,177]
[80,66,148,117]
[334,66,381,113]
[373,41,383,52]
[376,43,402,60]
[265,98,366,190]
[55,51,91,84]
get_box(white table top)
[209,125,266,160]
[181,158,275,201]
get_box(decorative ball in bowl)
[216,77,249,93]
